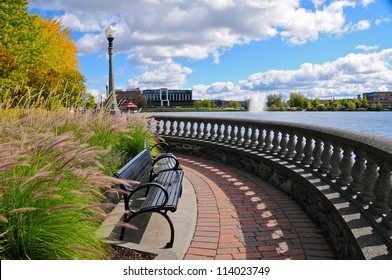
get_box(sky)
[28,0,392,101]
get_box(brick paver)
[179,153,336,260]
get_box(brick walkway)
[177,153,336,260]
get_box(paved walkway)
[177,153,336,260]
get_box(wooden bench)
[114,145,184,248]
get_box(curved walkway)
[178,153,336,260]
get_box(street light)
[105,25,120,114]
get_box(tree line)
[0,0,85,107]
[267,92,385,111]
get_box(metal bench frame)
[114,145,184,248]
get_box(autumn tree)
[0,0,85,107]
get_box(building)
[142,88,193,107]
[113,89,147,111]
[115,89,142,105]
[363,91,392,108]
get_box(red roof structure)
[125,102,138,108]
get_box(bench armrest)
[152,154,181,172]
[125,182,168,211]
[150,142,170,154]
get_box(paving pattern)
[177,153,336,260]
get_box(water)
[152,111,392,139]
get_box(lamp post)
[105,25,120,114]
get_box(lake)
[152,111,392,139]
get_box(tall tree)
[0,0,85,107]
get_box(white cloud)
[192,82,243,100]
[375,16,391,26]
[56,13,102,32]
[355,44,379,51]
[127,63,193,89]
[350,20,371,32]
[237,49,392,98]
[279,1,356,45]
[361,0,375,7]
[30,0,362,62]
[28,0,385,100]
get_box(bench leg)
[119,210,175,249]
[119,213,130,241]
[156,211,175,248]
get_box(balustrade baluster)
[358,158,378,204]
[294,133,304,162]
[195,122,202,139]
[285,132,296,159]
[235,125,243,146]
[310,139,323,169]
[327,144,342,180]
[230,124,237,145]
[209,123,216,141]
[319,141,332,174]
[194,122,200,138]
[249,126,258,149]
[164,121,171,135]
[301,136,313,165]
[263,128,272,152]
[190,122,196,138]
[170,121,176,136]
[242,125,251,147]
[221,124,230,143]
[256,128,265,150]
[336,146,353,187]
[177,121,184,136]
[186,121,194,138]
[203,122,209,140]
[347,150,366,195]
[271,129,281,154]
[369,161,392,217]
[277,131,288,157]
[383,169,392,229]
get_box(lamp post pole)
[105,25,120,114]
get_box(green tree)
[85,93,96,109]
[311,98,320,109]
[353,98,361,109]
[288,92,305,109]
[347,100,356,111]
[361,96,369,109]
[330,100,342,111]
[267,93,283,108]
[229,100,239,109]
[193,100,202,109]
[340,99,349,110]
[201,99,212,108]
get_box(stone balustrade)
[150,115,392,259]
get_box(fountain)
[249,92,266,113]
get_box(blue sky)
[28,0,392,101]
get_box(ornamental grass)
[0,87,157,259]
